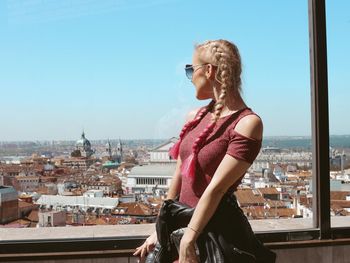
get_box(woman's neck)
[226,95,247,111]
[211,93,247,116]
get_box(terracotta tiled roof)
[242,206,266,219]
[18,200,36,209]
[64,157,90,161]
[242,206,296,219]
[258,187,279,195]
[280,181,306,187]
[29,222,37,227]
[331,202,350,216]
[15,175,40,180]
[299,195,313,206]
[273,208,297,218]
[296,171,312,177]
[40,177,58,182]
[26,210,39,222]
[331,200,350,208]
[0,164,22,173]
[113,202,155,216]
[266,200,287,208]
[331,191,350,201]
[109,217,132,224]
[235,189,265,207]
[95,218,108,225]
[4,219,31,228]
[88,182,112,186]
[72,215,127,226]
[147,197,163,205]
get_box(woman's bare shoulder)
[234,114,263,140]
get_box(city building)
[102,139,123,170]
[125,138,177,194]
[15,175,40,192]
[126,163,175,195]
[62,157,94,170]
[149,137,177,163]
[74,131,95,158]
[0,186,18,224]
[38,210,66,227]
[36,194,119,212]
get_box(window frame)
[308,0,331,240]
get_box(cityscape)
[1,133,350,228]
[0,1,349,262]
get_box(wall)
[2,245,350,263]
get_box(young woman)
[134,39,275,263]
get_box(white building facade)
[126,138,177,195]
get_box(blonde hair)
[189,40,242,156]
[195,39,242,122]
[170,39,243,182]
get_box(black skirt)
[154,194,276,263]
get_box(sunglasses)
[185,64,209,80]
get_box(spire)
[116,138,123,163]
[106,139,112,159]
[117,138,122,150]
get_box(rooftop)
[258,187,280,195]
[235,189,266,206]
[128,163,176,177]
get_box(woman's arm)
[134,107,200,260]
[166,107,200,200]
[166,156,182,199]
[133,157,182,260]
[179,114,263,262]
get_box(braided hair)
[169,100,215,159]
[170,39,242,182]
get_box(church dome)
[75,132,93,156]
[76,132,91,149]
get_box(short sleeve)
[226,130,262,164]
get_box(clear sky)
[0,0,349,141]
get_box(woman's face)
[191,51,214,100]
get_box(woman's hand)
[133,231,157,262]
[179,231,198,263]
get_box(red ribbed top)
[178,107,262,207]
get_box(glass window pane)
[0,0,313,240]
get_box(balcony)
[2,217,350,262]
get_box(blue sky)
[0,0,349,141]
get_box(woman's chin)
[195,93,212,100]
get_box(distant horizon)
[1,134,350,143]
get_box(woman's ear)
[206,64,216,80]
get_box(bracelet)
[187,224,200,234]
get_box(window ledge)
[2,216,350,241]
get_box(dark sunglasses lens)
[185,65,193,79]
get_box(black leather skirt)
[152,194,276,263]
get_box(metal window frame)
[309,0,331,239]
[0,0,349,256]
